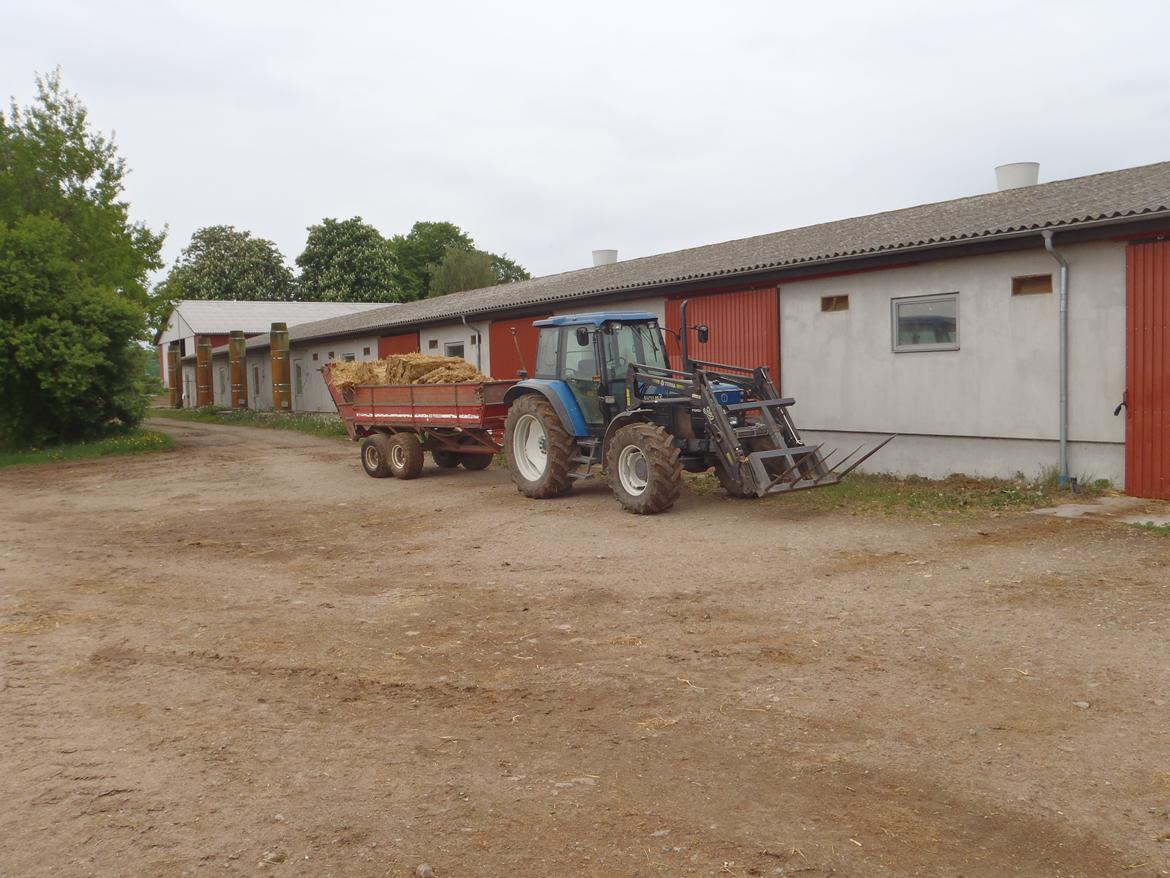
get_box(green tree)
[0,71,163,446]
[388,221,473,301]
[154,225,295,311]
[490,252,531,285]
[296,216,400,302]
[427,245,498,297]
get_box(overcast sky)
[5,0,1169,281]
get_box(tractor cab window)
[534,328,558,379]
[561,326,604,425]
[603,321,669,408]
[603,321,668,373]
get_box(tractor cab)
[529,312,671,432]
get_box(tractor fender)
[503,380,589,437]
[601,408,655,466]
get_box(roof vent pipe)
[995,162,1040,191]
[592,249,617,267]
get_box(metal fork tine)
[768,444,822,487]
[834,434,896,478]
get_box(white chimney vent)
[995,162,1040,191]
[592,249,617,267]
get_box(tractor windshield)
[604,322,669,374]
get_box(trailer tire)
[431,449,460,468]
[459,453,493,470]
[606,423,682,515]
[504,394,574,498]
[360,434,395,478]
[387,433,425,480]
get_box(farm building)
[195,161,1170,497]
[157,300,387,406]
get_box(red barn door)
[490,315,549,379]
[666,287,780,387]
[1126,241,1170,498]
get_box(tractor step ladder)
[569,437,600,479]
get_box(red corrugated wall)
[378,332,419,358]
[665,287,780,387]
[490,315,549,379]
[1126,241,1170,499]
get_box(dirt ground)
[2,420,1169,878]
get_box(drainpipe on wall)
[460,314,483,371]
[1042,230,1070,488]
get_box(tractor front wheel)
[387,433,425,480]
[504,394,574,498]
[606,423,682,514]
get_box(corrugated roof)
[244,161,1170,351]
[165,300,388,336]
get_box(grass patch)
[1135,522,1170,537]
[149,406,349,440]
[685,470,1108,515]
[0,429,174,469]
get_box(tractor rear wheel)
[431,449,460,468]
[387,433,424,480]
[360,434,394,478]
[606,423,682,514]
[460,453,493,470]
[504,394,574,498]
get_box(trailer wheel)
[431,449,460,468]
[387,433,425,480]
[504,394,574,498]
[606,423,682,514]
[360,434,394,478]
[459,453,493,470]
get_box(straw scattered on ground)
[329,354,492,392]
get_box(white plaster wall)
[554,295,667,325]
[180,363,196,408]
[419,323,490,373]
[803,430,1123,485]
[212,356,230,408]
[779,240,1126,479]
[287,336,381,412]
[245,352,273,411]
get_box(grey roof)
[161,300,389,340]
[245,160,1170,350]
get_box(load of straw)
[329,353,492,393]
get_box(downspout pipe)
[1042,230,1070,488]
[460,314,482,371]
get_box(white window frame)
[444,342,465,359]
[891,292,960,353]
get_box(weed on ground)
[0,430,174,468]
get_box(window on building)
[892,293,959,352]
[821,295,849,312]
[252,366,260,396]
[428,339,439,350]
[1012,274,1053,296]
[342,353,356,362]
[470,333,478,346]
[294,363,303,395]
[312,352,318,361]
[363,346,371,356]
[328,351,335,360]
[444,342,465,359]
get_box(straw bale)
[330,354,492,392]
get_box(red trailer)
[322,363,517,479]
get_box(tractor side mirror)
[696,325,710,343]
[575,327,590,347]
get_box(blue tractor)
[501,306,891,514]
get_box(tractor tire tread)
[504,394,574,498]
[606,422,682,515]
